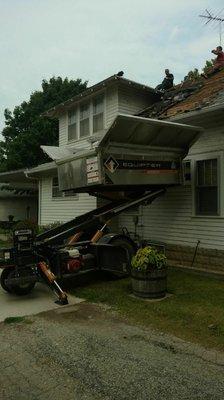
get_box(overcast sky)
[1,0,224,133]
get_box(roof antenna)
[199,8,224,46]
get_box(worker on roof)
[202,46,224,78]
[155,69,174,91]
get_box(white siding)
[59,114,67,147]
[39,177,96,225]
[105,85,118,128]
[119,126,224,250]
[189,126,224,155]
[120,186,224,250]
[0,197,37,221]
[118,86,153,115]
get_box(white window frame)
[51,177,78,200]
[67,93,105,143]
[191,152,223,218]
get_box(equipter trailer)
[0,114,202,304]
[0,189,165,304]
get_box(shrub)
[38,221,62,234]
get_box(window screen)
[52,177,63,198]
[93,96,104,133]
[195,159,218,215]
[80,103,90,138]
[68,110,77,141]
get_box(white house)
[4,71,224,275]
[119,70,224,274]
[0,169,38,221]
[27,74,158,225]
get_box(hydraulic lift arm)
[42,189,166,246]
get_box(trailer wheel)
[0,268,14,293]
[1,268,35,296]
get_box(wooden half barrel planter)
[131,268,167,299]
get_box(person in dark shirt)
[156,69,174,91]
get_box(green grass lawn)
[72,269,224,351]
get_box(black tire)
[1,268,35,296]
[1,268,14,293]
[108,236,136,275]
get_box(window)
[195,158,218,215]
[68,110,77,141]
[52,177,63,198]
[93,96,104,133]
[80,103,90,138]
[67,94,105,142]
[52,177,77,198]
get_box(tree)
[184,59,216,84]
[202,60,214,74]
[184,68,200,82]
[0,76,88,171]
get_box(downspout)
[24,170,40,224]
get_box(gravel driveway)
[0,302,224,400]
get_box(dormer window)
[68,110,77,141]
[80,103,90,138]
[67,94,105,143]
[93,96,104,133]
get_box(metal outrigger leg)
[38,261,68,305]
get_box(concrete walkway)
[0,302,224,400]
[0,282,83,321]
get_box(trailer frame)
[0,188,166,304]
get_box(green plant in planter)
[131,247,167,299]
[131,246,167,272]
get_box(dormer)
[43,75,159,148]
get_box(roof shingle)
[138,69,224,119]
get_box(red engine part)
[66,257,82,272]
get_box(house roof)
[0,168,36,183]
[138,69,224,120]
[26,161,57,178]
[43,74,158,118]
[0,169,37,195]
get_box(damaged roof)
[138,69,224,119]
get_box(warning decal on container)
[104,156,119,173]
